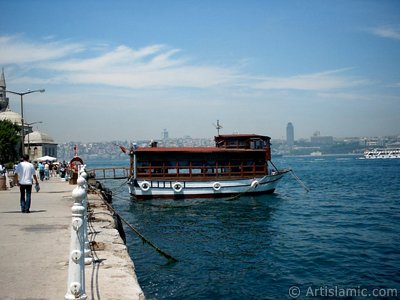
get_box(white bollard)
[65,179,87,300]
[79,170,93,265]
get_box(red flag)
[119,145,127,154]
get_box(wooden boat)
[127,134,288,200]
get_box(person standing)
[14,154,39,213]
[38,161,45,181]
[44,161,50,180]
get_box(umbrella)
[37,155,57,162]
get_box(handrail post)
[65,174,87,300]
[79,169,93,265]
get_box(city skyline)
[0,1,399,143]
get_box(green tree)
[0,120,21,164]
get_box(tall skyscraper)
[286,122,294,147]
[162,128,169,146]
[162,128,169,140]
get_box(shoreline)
[86,183,145,299]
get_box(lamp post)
[6,89,45,156]
[25,121,43,157]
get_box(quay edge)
[86,181,145,300]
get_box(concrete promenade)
[0,176,144,300]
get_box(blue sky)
[1,0,399,142]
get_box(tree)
[0,120,21,164]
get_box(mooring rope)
[269,159,310,192]
[289,169,310,192]
[225,174,269,201]
[92,188,178,263]
[96,178,129,197]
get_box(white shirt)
[15,161,36,185]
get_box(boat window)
[136,155,268,179]
[179,160,190,166]
[250,139,265,149]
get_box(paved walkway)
[0,177,74,299]
[0,176,144,300]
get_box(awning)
[36,155,57,162]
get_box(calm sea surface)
[88,156,400,299]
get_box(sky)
[0,0,399,143]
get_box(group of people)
[36,160,68,180]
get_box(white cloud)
[0,35,84,65]
[366,25,400,40]
[1,35,367,92]
[248,69,368,91]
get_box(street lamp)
[25,121,43,157]
[6,89,45,156]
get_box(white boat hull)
[128,172,287,200]
[364,149,400,159]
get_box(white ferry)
[364,148,400,159]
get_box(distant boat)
[310,151,322,156]
[364,148,400,159]
[127,134,289,200]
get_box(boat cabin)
[133,134,272,181]
[215,134,271,150]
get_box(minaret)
[0,68,9,112]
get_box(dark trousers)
[20,184,32,212]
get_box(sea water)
[89,156,400,299]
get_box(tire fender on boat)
[140,181,151,192]
[172,182,183,193]
[251,180,259,189]
[213,182,221,191]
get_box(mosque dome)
[0,108,22,125]
[24,130,56,144]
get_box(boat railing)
[86,167,130,180]
[136,162,267,180]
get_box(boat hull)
[128,172,287,200]
[364,149,400,159]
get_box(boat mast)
[214,120,222,136]
[129,144,133,177]
[129,143,137,178]
[133,143,137,178]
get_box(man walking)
[14,155,39,213]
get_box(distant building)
[162,128,169,140]
[24,131,58,161]
[0,108,23,125]
[0,69,57,159]
[162,128,169,146]
[310,131,334,145]
[286,122,294,147]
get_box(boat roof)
[215,134,271,139]
[135,147,265,153]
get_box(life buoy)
[140,181,151,192]
[251,180,259,188]
[213,182,221,191]
[70,156,84,174]
[172,182,183,193]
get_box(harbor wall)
[86,184,145,299]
